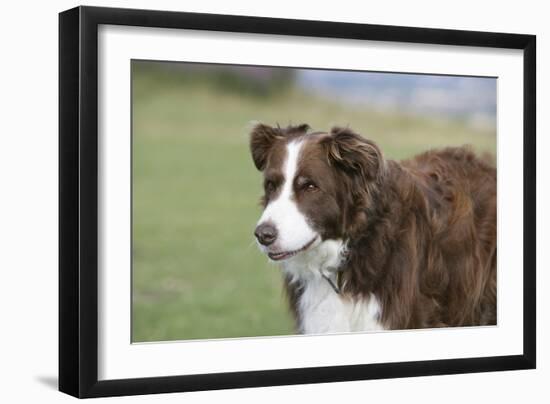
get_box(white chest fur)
[298,278,384,334]
[281,239,385,334]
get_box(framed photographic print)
[59,5,536,398]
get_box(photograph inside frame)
[131,60,497,343]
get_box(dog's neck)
[280,239,385,334]
[339,162,432,328]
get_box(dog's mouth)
[267,237,318,261]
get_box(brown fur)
[250,123,497,330]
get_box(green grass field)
[131,63,496,342]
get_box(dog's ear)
[321,126,385,183]
[249,123,283,171]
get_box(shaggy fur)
[250,123,496,331]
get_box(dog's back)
[403,147,497,326]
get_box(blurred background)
[132,60,496,342]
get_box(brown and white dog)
[250,123,496,334]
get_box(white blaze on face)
[257,139,318,254]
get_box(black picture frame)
[59,5,536,398]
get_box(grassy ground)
[131,63,496,342]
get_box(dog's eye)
[296,176,319,193]
[303,181,318,192]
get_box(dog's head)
[250,123,385,263]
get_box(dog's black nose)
[254,223,278,246]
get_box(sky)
[297,69,496,128]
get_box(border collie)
[250,123,496,334]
